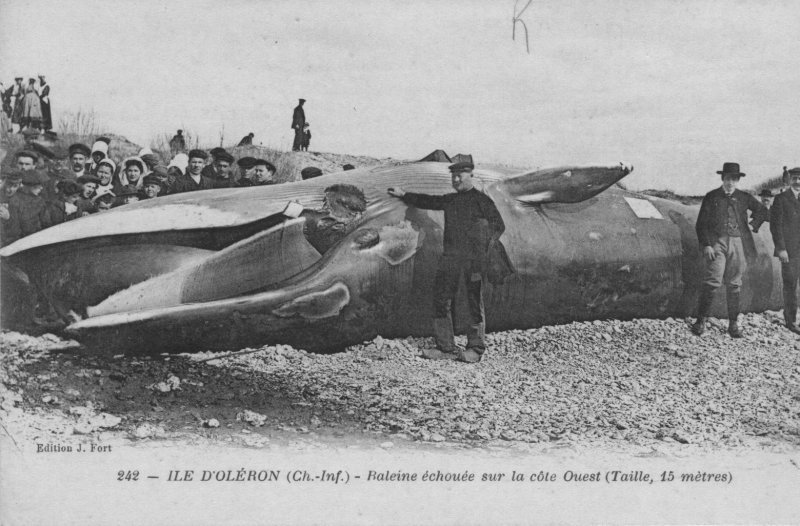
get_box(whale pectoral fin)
[493,163,633,205]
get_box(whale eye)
[353,228,380,249]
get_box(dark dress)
[39,83,52,130]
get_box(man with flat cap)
[15,150,38,172]
[388,161,505,363]
[770,167,800,335]
[0,172,24,246]
[171,149,216,193]
[76,174,101,216]
[67,143,91,178]
[252,159,278,185]
[292,98,306,151]
[691,162,767,338]
[209,151,236,188]
[4,170,50,245]
[235,157,258,186]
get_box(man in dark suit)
[291,99,306,151]
[769,167,800,335]
[691,162,766,338]
[388,162,506,363]
[170,149,216,193]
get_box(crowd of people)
[1,75,52,133]
[0,138,288,247]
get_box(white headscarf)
[117,156,146,189]
[168,153,189,175]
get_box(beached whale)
[0,162,783,352]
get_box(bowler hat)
[448,161,475,173]
[716,162,745,177]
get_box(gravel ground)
[1,311,799,451]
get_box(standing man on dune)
[770,167,800,335]
[291,98,306,151]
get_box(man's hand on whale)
[387,187,405,198]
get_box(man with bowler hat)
[692,162,766,338]
[292,99,306,151]
[387,162,505,363]
[769,167,800,335]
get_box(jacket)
[696,187,765,258]
[769,189,800,259]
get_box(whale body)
[0,162,783,352]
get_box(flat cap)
[188,149,208,161]
[300,166,323,180]
[209,147,227,157]
[254,159,277,172]
[787,167,800,175]
[118,184,140,197]
[77,174,102,185]
[15,149,39,161]
[21,170,49,186]
[142,175,162,186]
[215,151,235,163]
[57,180,83,196]
[758,189,773,197]
[237,156,257,169]
[299,98,306,103]
[448,161,474,173]
[68,143,92,157]
[151,165,169,177]
[3,171,24,182]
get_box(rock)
[380,441,394,449]
[203,418,220,428]
[131,423,163,439]
[236,410,268,427]
[672,431,691,444]
[429,433,445,442]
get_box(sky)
[1,0,798,194]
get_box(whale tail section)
[493,163,633,205]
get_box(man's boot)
[691,285,715,336]
[727,289,743,338]
[422,316,458,360]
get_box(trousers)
[432,257,486,354]
[702,236,746,292]
[781,257,800,325]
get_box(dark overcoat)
[695,187,765,258]
[769,189,800,259]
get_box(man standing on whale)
[692,162,766,338]
[388,162,505,363]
